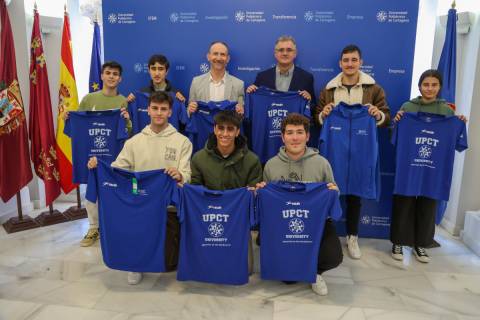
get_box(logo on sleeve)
[102,181,118,188]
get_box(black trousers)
[390,195,436,247]
[345,195,361,236]
[317,219,343,274]
[165,208,180,271]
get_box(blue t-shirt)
[246,87,310,163]
[176,184,254,285]
[128,91,187,134]
[319,102,379,199]
[64,109,128,183]
[392,112,468,201]
[185,100,238,153]
[86,159,176,272]
[257,181,342,283]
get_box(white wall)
[410,0,439,98]
[432,2,480,235]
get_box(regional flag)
[89,21,102,92]
[28,7,61,206]
[0,0,33,202]
[55,9,79,194]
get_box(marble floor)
[1,204,479,320]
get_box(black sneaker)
[391,244,403,261]
[413,246,431,263]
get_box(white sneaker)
[391,244,404,261]
[346,235,362,259]
[311,275,328,296]
[127,272,143,285]
[413,247,431,263]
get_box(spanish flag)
[55,9,78,194]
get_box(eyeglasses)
[275,48,296,53]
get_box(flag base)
[63,205,87,221]
[35,209,70,226]
[2,216,41,234]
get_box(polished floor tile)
[0,210,479,320]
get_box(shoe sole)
[80,238,98,247]
[347,246,362,259]
[413,252,430,263]
[391,253,403,261]
[311,285,328,296]
[80,243,93,247]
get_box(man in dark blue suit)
[246,35,315,103]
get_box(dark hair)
[101,61,123,75]
[148,91,172,108]
[209,41,229,54]
[340,44,362,59]
[418,69,443,88]
[214,110,241,128]
[281,113,310,134]
[148,54,170,71]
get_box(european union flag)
[437,8,456,103]
[436,8,456,226]
[89,21,102,93]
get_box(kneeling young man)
[190,110,262,273]
[190,110,262,189]
[260,113,343,296]
[88,91,192,285]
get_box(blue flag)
[437,8,456,103]
[436,8,456,225]
[89,21,102,93]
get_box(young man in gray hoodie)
[259,113,343,296]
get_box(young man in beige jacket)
[315,44,390,260]
[88,91,192,285]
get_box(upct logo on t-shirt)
[268,106,288,136]
[413,136,439,168]
[282,203,312,243]
[89,123,112,154]
[201,206,231,247]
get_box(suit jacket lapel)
[268,67,276,90]
[224,73,232,101]
[202,73,210,102]
[289,66,298,92]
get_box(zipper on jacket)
[347,113,352,194]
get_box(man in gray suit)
[187,41,244,116]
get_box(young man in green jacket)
[190,110,262,189]
[190,110,262,273]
